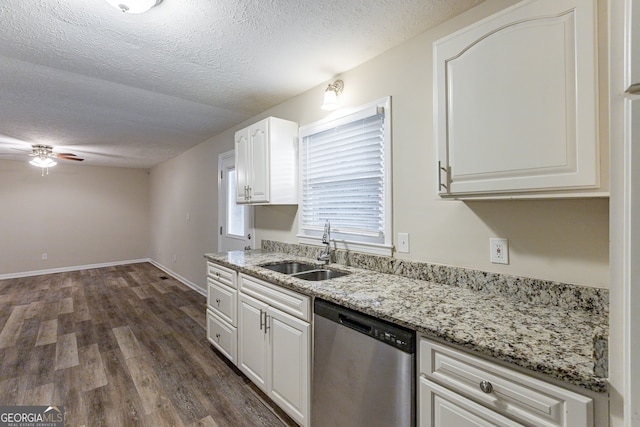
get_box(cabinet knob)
[479,380,493,394]
[215,333,221,341]
[215,298,221,306]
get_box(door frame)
[218,150,255,252]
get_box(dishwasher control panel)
[314,298,415,353]
[375,329,409,347]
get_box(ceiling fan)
[18,144,85,175]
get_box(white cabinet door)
[237,293,269,391]
[434,0,600,197]
[627,0,640,92]
[248,120,270,203]
[267,307,310,427]
[420,377,525,427]
[234,117,298,205]
[234,130,250,204]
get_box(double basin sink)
[261,261,349,281]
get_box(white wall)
[0,159,150,275]
[150,0,609,289]
[149,128,236,292]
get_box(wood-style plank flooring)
[0,263,296,427]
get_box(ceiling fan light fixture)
[104,0,162,14]
[29,157,57,168]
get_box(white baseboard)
[0,259,149,281]
[148,259,206,296]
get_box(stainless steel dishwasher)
[312,298,416,427]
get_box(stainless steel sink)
[260,261,349,281]
[291,269,349,281]
[261,261,318,274]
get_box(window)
[298,97,392,255]
[226,169,245,237]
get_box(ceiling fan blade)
[55,152,77,157]
[56,155,84,161]
[10,147,32,154]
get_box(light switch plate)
[397,233,410,253]
[490,238,509,264]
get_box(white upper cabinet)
[626,0,640,92]
[235,117,298,205]
[434,0,605,198]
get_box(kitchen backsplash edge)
[261,240,609,315]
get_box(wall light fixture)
[321,79,344,111]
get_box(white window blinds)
[300,101,389,247]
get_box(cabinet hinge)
[220,171,223,179]
[219,226,223,235]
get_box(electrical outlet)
[397,233,410,253]
[41,253,48,260]
[490,238,509,264]
[186,212,190,222]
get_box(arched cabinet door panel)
[434,0,604,198]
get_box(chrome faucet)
[317,220,331,264]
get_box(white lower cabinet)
[206,309,237,363]
[420,377,524,427]
[238,273,310,427]
[267,305,309,424]
[238,293,269,389]
[418,337,595,427]
[206,262,238,364]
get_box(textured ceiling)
[0,0,484,168]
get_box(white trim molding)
[148,259,206,296]
[0,258,207,298]
[0,259,149,280]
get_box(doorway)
[218,150,254,252]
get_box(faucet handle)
[322,220,331,243]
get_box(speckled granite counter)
[204,250,608,393]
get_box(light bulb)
[321,89,339,111]
[105,0,161,14]
[29,157,57,168]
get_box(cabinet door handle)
[215,333,221,342]
[264,314,270,335]
[479,380,493,394]
[215,298,221,306]
[438,161,448,191]
[259,309,265,330]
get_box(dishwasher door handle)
[338,314,372,334]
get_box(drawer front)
[207,309,237,364]
[207,279,237,325]
[419,338,593,427]
[207,262,236,289]
[420,377,525,427]
[239,273,310,322]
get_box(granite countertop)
[204,250,608,393]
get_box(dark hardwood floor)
[0,263,297,427]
